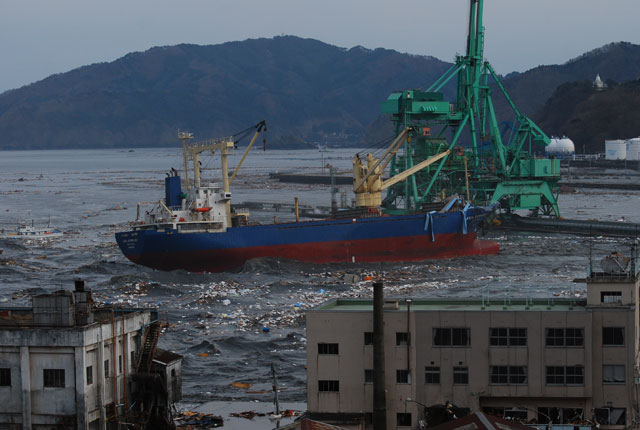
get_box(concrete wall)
[0,348,23,426]
[29,348,76,420]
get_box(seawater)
[0,147,639,407]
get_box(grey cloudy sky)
[1,0,638,94]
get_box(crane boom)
[353,128,410,194]
[229,120,266,185]
[380,150,450,190]
[353,129,450,208]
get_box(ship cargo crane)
[174,120,266,227]
[353,128,451,208]
[381,0,561,216]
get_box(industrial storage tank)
[605,139,627,160]
[627,137,640,161]
[545,136,575,158]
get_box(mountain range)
[0,37,639,151]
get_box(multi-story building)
[0,280,179,430]
[306,252,639,429]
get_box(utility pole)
[271,363,280,416]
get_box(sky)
[1,0,639,94]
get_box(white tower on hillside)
[593,74,606,90]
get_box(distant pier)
[560,181,640,191]
[495,215,640,238]
[270,173,640,191]
[269,172,352,185]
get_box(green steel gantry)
[381,0,561,216]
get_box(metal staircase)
[136,321,162,373]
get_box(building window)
[43,369,65,388]
[603,365,625,384]
[0,368,10,386]
[104,359,110,378]
[489,366,527,385]
[538,408,584,424]
[364,369,373,384]
[397,412,412,426]
[545,328,584,347]
[364,332,373,346]
[433,328,470,346]
[546,366,584,385]
[602,327,624,346]
[453,366,468,384]
[396,332,410,346]
[318,343,339,354]
[396,369,411,384]
[565,328,584,346]
[594,407,626,426]
[318,380,339,392]
[489,328,527,346]
[425,366,440,384]
[86,366,93,386]
[131,350,136,367]
[601,291,622,303]
[119,355,123,374]
[364,413,373,425]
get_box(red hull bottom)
[127,233,499,272]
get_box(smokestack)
[373,281,386,430]
[74,279,85,292]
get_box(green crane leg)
[491,180,560,217]
[421,114,470,201]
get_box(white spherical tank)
[545,136,575,155]
[627,137,640,161]
[545,138,560,154]
[558,137,575,153]
[605,139,627,160]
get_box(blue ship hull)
[115,208,499,272]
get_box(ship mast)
[183,135,235,226]
[178,131,194,192]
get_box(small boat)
[0,220,63,239]
[115,122,499,273]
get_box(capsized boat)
[115,123,499,272]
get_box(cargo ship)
[115,123,499,272]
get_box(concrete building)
[0,280,177,430]
[306,250,639,429]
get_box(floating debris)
[175,411,223,428]
[230,410,263,419]
[231,381,251,389]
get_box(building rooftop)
[0,306,158,328]
[153,348,183,365]
[311,297,589,312]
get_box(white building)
[0,281,176,430]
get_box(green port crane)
[381,0,561,216]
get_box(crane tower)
[381,0,561,216]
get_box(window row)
[0,359,142,389]
[356,326,624,348]
[1,368,66,388]
[423,365,596,386]
[425,366,525,385]
[424,366,469,385]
